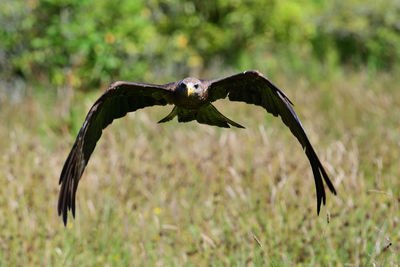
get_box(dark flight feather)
[58,70,336,226]
[58,81,175,225]
[158,104,244,128]
[207,70,336,213]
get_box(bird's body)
[157,76,248,128]
[58,70,336,225]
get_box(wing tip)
[307,146,337,216]
[58,145,84,227]
[319,161,337,196]
[63,211,68,227]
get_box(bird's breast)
[173,93,208,109]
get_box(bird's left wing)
[58,81,176,225]
[206,70,336,214]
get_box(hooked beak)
[187,85,196,96]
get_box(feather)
[207,70,336,214]
[58,81,174,225]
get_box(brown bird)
[58,70,336,225]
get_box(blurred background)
[0,0,399,265]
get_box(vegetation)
[1,0,400,265]
[1,0,400,89]
[1,70,399,265]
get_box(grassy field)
[0,70,399,266]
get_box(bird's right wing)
[58,81,176,225]
[206,70,336,214]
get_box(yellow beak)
[187,85,196,96]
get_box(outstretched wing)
[58,81,176,225]
[206,70,336,213]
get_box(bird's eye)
[194,84,199,89]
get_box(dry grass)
[0,71,399,266]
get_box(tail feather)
[196,104,245,128]
[158,104,245,129]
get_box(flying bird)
[58,70,336,225]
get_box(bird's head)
[179,77,203,98]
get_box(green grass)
[0,70,399,266]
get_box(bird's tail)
[158,104,244,128]
[195,104,245,128]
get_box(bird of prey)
[58,70,336,225]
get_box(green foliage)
[1,0,400,89]
[314,0,400,69]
